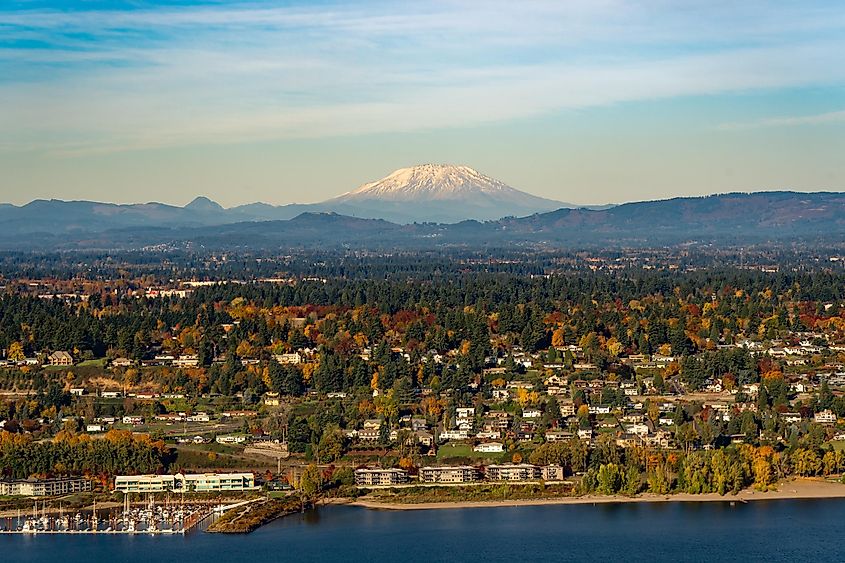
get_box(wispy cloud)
[2,1,845,155]
[717,109,845,130]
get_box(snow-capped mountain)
[325,164,565,222]
[0,165,575,235]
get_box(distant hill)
[495,191,845,243]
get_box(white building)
[473,441,504,453]
[815,410,837,424]
[274,353,302,365]
[114,473,256,493]
[439,429,470,441]
[216,433,249,444]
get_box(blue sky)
[1,0,844,206]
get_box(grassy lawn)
[827,441,845,452]
[77,359,106,368]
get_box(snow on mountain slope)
[330,164,562,208]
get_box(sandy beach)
[351,478,845,510]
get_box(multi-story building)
[354,468,409,486]
[815,409,837,424]
[439,429,469,441]
[114,474,177,493]
[114,473,256,493]
[485,464,541,481]
[419,466,479,484]
[541,465,566,481]
[0,477,91,496]
[47,350,74,366]
[183,473,256,492]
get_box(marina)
[0,496,216,535]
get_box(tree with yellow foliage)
[7,341,25,362]
[577,404,590,420]
[606,337,623,358]
[235,339,255,358]
[301,362,316,384]
[551,327,566,348]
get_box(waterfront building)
[114,472,257,493]
[541,465,566,481]
[419,466,479,484]
[354,468,409,486]
[0,477,92,496]
[485,464,541,481]
[114,474,177,493]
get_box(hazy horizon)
[3,177,845,210]
[2,1,844,207]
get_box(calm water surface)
[5,500,844,562]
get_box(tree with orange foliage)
[421,396,443,418]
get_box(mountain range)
[2,165,844,250]
[0,165,573,234]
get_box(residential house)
[815,410,837,425]
[47,351,73,366]
[439,429,469,441]
[174,355,199,367]
[274,353,302,365]
[216,433,249,444]
[545,430,573,442]
[473,441,504,453]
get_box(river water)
[5,499,844,562]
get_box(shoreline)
[350,478,845,511]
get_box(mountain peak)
[185,196,224,212]
[334,164,551,203]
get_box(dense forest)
[0,430,174,480]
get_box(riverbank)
[351,478,845,510]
